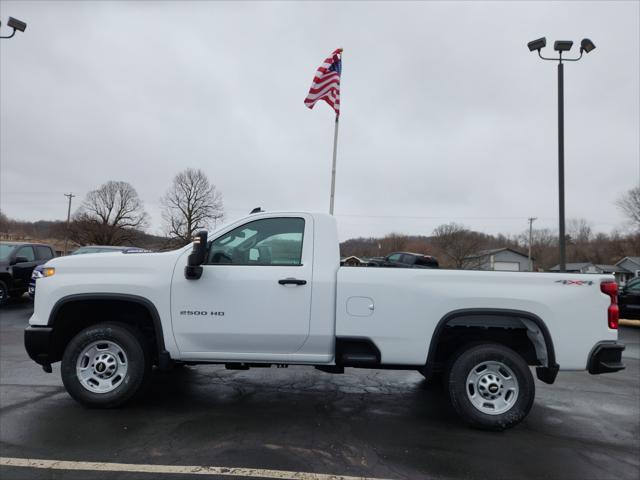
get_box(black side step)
[335,338,381,367]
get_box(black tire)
[447,343,535,431]
[61,322,151,408]
[0,281,7,306]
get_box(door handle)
[278,278,307,286]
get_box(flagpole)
[329,113,339,215]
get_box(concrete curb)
[620,319,640,327]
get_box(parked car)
[29,245,150,298]
[0,242,55,305]
[25,211,624,430]
[619,278,640,320]
[368,251,439,268]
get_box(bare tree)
[617,186,640,230]
[161,169,224,246]
[71,181,148,245]
[567,218,593,243]
[379,233,409,254]
[432,222,484,268]
[566,218,594,262]
[0,210,10,236]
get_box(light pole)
[528,217,537,272]
[527,37,596,273]
[0,17,27,39]
[63,193,76,255]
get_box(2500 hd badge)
[180,310,225,316]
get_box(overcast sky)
[1,1,638,241]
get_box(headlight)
[31,270,43,279]
[42,267,55,278]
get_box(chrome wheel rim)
[76,340,128,393]
[466,361,519,415]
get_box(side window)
[402,254,416,265]
[415,256,437,267]
[387,253,402,262]
[16,246,35,262]
[207,218,305,266]
[35,246,54,260]
[628,283,640,294]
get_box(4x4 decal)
[555,280,594,286]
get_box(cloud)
[1,1,638,240]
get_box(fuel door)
[346,296,375,317]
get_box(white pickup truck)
[25,211,625,430]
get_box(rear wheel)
[447,343,534,431]
[61,323,151,408]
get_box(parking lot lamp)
[0,17,27,39]
[527,37,596,273]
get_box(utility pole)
[63,193,76,255]
[528,217,537,272]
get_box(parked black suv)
[619,277,640,320]
[0,242,55,305]
[368,251,439,269]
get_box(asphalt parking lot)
[1,297,639,480]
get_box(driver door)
[12,246,38,289]
[171,214,313,358]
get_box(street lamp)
[0,17,27,39]
[527,36,596,273]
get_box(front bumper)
[588,342,625,374]
[24,325,54,371]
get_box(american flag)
[304,48,342,116]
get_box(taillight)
[600,281,619,329]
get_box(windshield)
[0,244,18,260]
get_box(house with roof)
[615,257,640,284]
[464,248,532,272]
[340,256,368,267]
[549,261,633,284]
[549,262,597,273]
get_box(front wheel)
[61,323,151,408]
[447,343,535,431]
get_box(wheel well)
[49,298,160,364]
[427,312,553,376]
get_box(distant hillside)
[0,211,171,251]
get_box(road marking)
[0,457,390,480]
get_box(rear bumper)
[24,325,54,369]
[588,342,625,374]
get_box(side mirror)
[12,256,29,265]
[184,231,208,280]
